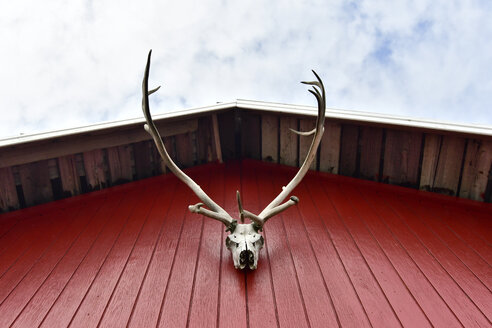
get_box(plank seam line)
[125,181,177,326]
[403,196,492,290]
[95,189,160,328]
[307,180,373,327]
[0,200,103,309]
[240,165,250,328]
[1,197,107,323]
[325,183,403,327]
[0,210,63,280]
[361,191,464,326]
[216,167,227,328]
[345,184,432,326]
[278,211,311,328]
[10,194,118,327]
[295,183,341,327]
[253,164,279,328]
[156,192,188,328]
[438,207,492,267]
[386,194,491,319]
[185,216,205,327]
[40,187,149,327]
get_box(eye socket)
[236,243,239,248]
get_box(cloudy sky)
[1,0,491,139]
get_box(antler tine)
[142,50,234,227]
[256,70,326,226]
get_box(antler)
[239,70,326,228]
[142,50,235,228]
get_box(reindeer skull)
[141,50,325,270]
[226,224,264,270]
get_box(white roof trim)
[1,99,491,147]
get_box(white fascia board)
[1,99,491,148]
[237,99,492,137]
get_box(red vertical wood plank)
[156,174,209,327]
[93,182,172,328]
[437,205,492,265]
[292,178,368,327]
[241,161,278,328]
[309,177,400,327]
[0,210,57,266]
[68,177,176,328]
[218,162,248,328]
[255,164,309,328]
[362,189,489,327]
[387,193,492,321]
[270,166,340,328]
[0,208,75,303]
[38,182,161,328]
[12,190,136,328]
[342,184,462,327]
[187,166,225,328]
[317,178,429,327]
[124,179,188,328]
[0,193,110,327]
[406,197,492,290]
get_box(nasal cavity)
[240,250,254,264]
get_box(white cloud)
[0,0,491,138]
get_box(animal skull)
[226,224,264,270]
[141,50,325,270]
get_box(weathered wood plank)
[0,167,19,211]
[419,134,441,191]
[279,116,298,167]
[299,118,317,170]
[383,130,423,187]
[17,160,53,206]
[241,112,261,160]
[0,119,198,169]
[217,111,236,161]
[197,116,213,164]
[319,122,341,174]
[261,114,278,163]
[459,139,492,201]
[133,141,153,179]
[433,135,466,196]
[339,124,359,177]
[107,145,133,184]
[82,149,107,191]
[211,114,223,163]
[57,155,81,197]
[359,126,383,181]
[175,133,195,168]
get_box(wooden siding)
[0,160,490,327]
[1,107,491,213]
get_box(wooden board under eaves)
[57,155,81,197]
[17,160,53,207]
[279,116,298,167]
[241,112,261,160]
[382,130,422,187]
[0,167,19,212]
[358,126,383,181]
[420,134,466,196]
[299,118,317,170]
[82,149,107,191]
[107,145,133,184]
[319,122,341,174]
[339,124,359,177]
[261,114,279,163]
[459,139,492,201]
